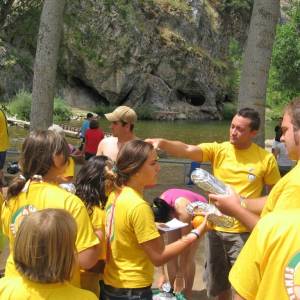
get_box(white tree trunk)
[238,0,280,146]
[30,0,65,131]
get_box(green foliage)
[8,91,72,122]
[94,104,116,117]
[223,102,237,120]
[266,3,300,119]
[53,97,73,123]
[271,7,300,92]
[225,38,242,100]
[8,90,32,120]
[135,105,156,120]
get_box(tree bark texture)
[30,0,65,131]
[238,0,280,146]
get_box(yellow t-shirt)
[0,193,6,251]
[104,186,160,288]
[62,157,75,179]
[261,161,300,217]
[1,181,99,287]
[229,210,300,300]
[0,276,97,300]
[90,205,106,260]
[199,142,280,233]
[0,110,9,152]
[80,205,106,296]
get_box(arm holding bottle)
[209,187,262,231]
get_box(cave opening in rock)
[177,90,206,107]
[189,95,206,106]
[71,77,109,105]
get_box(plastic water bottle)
[188,168,235,228]
[190,168,229,195]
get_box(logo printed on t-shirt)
[284,251,300,299]
[10,205,37,236]
[248,168,256,182]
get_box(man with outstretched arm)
[207,98,300,300]
[209,97,300,231]
[146,107,280,300]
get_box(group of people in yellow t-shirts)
[2,98,300,300]
[0,130,207,300]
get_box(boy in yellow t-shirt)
[230,210,300,300]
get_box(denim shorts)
[0,151,6,169]
[203,230,249,297]
[103,283,152,300]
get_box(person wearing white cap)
[96,106,137,161]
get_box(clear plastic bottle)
[188,168,235,228]
[187,201,234,228]
[190,168,229,195]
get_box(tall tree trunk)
[30,0,65,131]
[238,0,280,146]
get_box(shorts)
[203,230,249,297]
[103,283,152,300]
[0,151,6,169]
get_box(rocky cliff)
[0,0,252,120]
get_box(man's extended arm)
[145,138,203,162]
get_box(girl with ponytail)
[103,140,209,300]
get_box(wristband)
[190,229,200,239]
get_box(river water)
[8,119,277,151]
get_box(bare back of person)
[97,137,119,161]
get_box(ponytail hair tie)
[19,174,26,181]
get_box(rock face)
[62,0,251,119]
[1,0,252,120]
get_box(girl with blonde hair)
[0,209,97,299]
